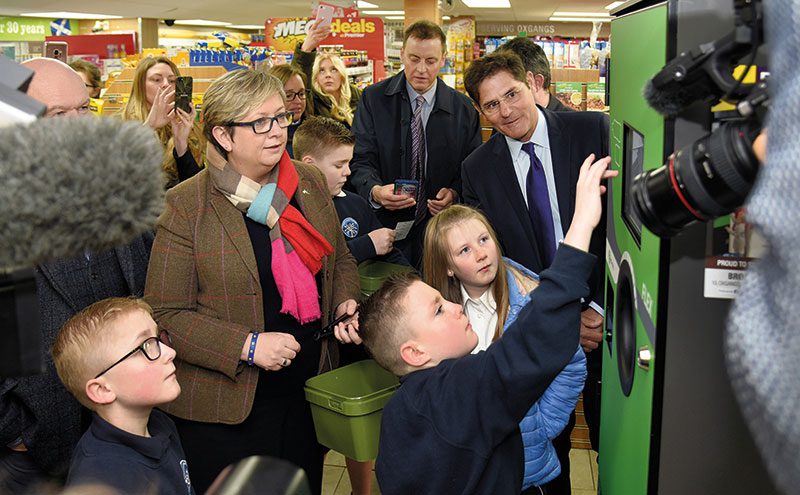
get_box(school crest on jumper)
[341,217,359,238]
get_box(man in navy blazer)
[349,20,481,267]
[462,51,609,495]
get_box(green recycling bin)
[304,359,400,461]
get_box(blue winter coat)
[503,258,587,489]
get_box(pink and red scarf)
[208,146,333,323]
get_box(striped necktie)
[410,95,426,223]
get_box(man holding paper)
[349,20,481,268]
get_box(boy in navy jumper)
[359,154,615,494]
[52,297,194,495]
[293,116,409,267]
[293,115,408,495]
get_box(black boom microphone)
[0,117,165,269]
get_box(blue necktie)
[522,142,556,267]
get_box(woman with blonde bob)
[122,56,204,188]
[423,204,586,494]
[145,69,360,495]
[294,20,362,127]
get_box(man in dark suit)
[349,20,482,267]
[462,51,609,495]
[0,58,153,492]
[497,36,575,112]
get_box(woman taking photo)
[145,69,361,494]
[264,63,311,158]
[122,56,204,188]
[294,20,361,128]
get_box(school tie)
[410,95,426,223]
[522,142,556,267]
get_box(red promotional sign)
[264,16,384,60]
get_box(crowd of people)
[1,18,611,495]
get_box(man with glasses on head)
[349,20,481,268]
[462,51,609,495]
[0,58,153,493]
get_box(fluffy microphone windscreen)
[643,77,714,117]
[0,117,165,269]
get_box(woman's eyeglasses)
[285,90,309,101]
[95,330,172,379]
[227,112,294,134]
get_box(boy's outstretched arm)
[563,154,616,252]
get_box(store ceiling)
[0,0,616,25]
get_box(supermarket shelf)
[346,65,373,77]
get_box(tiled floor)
[322,448,598,494]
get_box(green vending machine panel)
[601,0,777,493]
[601,4,667,495]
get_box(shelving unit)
[346,59,373,88]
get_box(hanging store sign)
[477,22,557,36]
[0,16,63,41]
[264,16,384,58]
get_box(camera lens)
[631,119,761,238]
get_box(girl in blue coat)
[423,204,586,492]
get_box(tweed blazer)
[145,161,360,424]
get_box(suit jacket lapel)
[490,135,540,256]
[545,110,574,234]
[114,243,139,295]
[208,180,260,283]
[36,263,81,313]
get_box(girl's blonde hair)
[120,56,204,187]
[423,205,511,343]
[312,53,354,126]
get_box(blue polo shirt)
[66,409,194,495]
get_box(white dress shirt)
[461,283,498,353]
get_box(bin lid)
[305,360,400,416]
[358,260,415,293]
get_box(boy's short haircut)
[52,297,153,409]
[403,20,446,52]
[359,272,421,376]
[292,116,355,161]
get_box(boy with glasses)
[52,297,194,494]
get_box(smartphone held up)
[175,76,193,114]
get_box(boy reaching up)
[53,297,194,495]
[359,154,615,494]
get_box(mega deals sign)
[264,16,384,59]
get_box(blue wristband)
[247,332,259,366]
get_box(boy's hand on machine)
[563,154,615,252]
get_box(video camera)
[632,0,767,238]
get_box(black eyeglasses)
[95,330,172,379]
[285,89,309,101]
[227,111,294,134]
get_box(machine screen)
[623,123,644,244]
